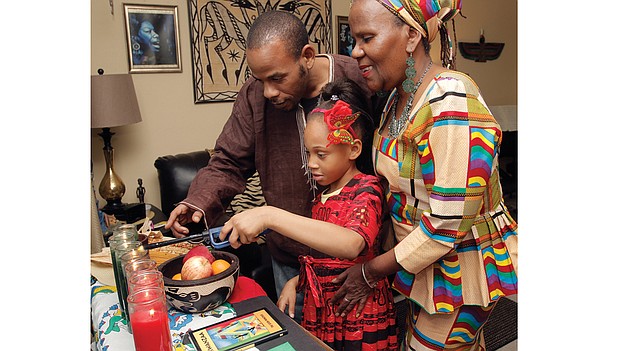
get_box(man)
[165,10,371,322]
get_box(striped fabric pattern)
[483,239,518,299]
[468,127,498,187]
[393,269,414,297]
[405,299,495,350]
[412,325,447,350]
[386,192,410,223]
[300,174,399,350]
[372,71,518,317]
[227,172,266,214]
[225,172,268,244]
[377,0,461,33]
[375,0,462,35]
[376,131,399,161]
[444,304,493,346]
[378,0,427,33]
[418,134,435,183]
[432,254,463,313]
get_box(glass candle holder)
[128,270,164,295]
[104,222,121,247]
[112,223,140,242]
[120,249,151,277]
[108,224,139,249]
[110,240,143,330]
[124,258,158,280]
[127,287,172,351]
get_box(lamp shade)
[91,74,142,128]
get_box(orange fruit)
[211,259,231,275]
[172,273,182,280]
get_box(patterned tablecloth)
[90,276,237,351]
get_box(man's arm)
[166,81,261,235]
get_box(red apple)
[183,244,215,264]
[181,256,213,280]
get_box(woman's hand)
[333,250,400,317]
[277,276,300,319]
[331,264,373,318]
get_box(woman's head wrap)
[375,0,462,67]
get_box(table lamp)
[91,68,142,215]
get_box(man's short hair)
[247,11,309,58]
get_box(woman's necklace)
[387,60,433,139]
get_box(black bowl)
[158,250,239,313]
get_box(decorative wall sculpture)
[188,0,333,103]
[458,30,504,63]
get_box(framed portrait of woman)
[123,4,181,73]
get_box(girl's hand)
[277,275,300,319]
[221,207,272,248]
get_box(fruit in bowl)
[181,256,213,280]
[183,245,215,264]
[211,259,231,275]
[158,250,239,313]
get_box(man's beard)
[271,63,308,111]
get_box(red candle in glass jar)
[128,288,172,351]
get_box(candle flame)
[150,309,155,317]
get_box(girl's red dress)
[298,173,398,350]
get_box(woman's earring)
[402,52,416,93]
[132,41,141,52]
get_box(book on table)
[189,308,288,351]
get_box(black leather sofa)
[154,150,277,302]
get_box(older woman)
[332,1,518,350]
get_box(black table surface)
[232,295,332,351]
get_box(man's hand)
[165,203,204,238]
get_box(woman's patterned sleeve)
[395,76,501,274]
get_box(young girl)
[221,78,398,351]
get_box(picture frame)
[124,4,181,73]
[187,0,333,103]
[337,16,354,57]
